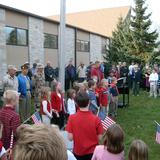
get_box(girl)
[40,87,52,125]
[67,89,76,115]
[98,79,109,118]
[51,81,65,129]
[92,124,124,160]
[128,139,148,160]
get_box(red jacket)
[51,91,64,113]
[91,67,104,82]
[40,99,52,115]
[98,87,108,107]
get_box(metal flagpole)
[59,0,66,91]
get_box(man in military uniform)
[33,63,45,109]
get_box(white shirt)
[67,98,76,115]
[67,150,77,160]
[77,65,87,78]
[2,74,18,91]
[129,65,134,75]
[149,73,158,82]
[0,147,6,157]
[42,100,52,118]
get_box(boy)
[13,124,68,160]
[66,91,103,160]
[109,77,119,118]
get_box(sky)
[0,0,159,28]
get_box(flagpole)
[22,116,32,124]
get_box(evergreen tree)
[130,0,158,58]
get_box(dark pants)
[65,78,75,90]
[78,77,86,83]
[74,153,93,160]
[51,111,64,129]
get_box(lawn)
[117,91,160,159]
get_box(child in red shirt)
[98,79,109,117]
[51,81,65,129]
[66,91,103,160]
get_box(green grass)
[117,91,160,160]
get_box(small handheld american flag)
[101,116,116,130]
[31,111,42,124]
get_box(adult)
[17,64,31,122]
[128,62,135,89]
[2,65,18,92]
[31,63,37,76]
[120,62,128,78]
[0,90,20,150]
[91,61,104,84]
[44,61,54,87]
[2,65,19,112]
[65,59,76,91]
[33,63,45,109]
[77,62,87,83]
[66,91,103,160]
[24,62,32,80]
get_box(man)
[120,62,128,78]
[2,65,18,92]
[77,62,87,83]
[65,59,76,90]
[44,61,54,87]
[33,63,45,109]
[17,64,31,122]
[91,61,104,84]
[66,91,103,160]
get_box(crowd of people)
[0,59,157,160]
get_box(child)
[40,87,52,125]
[66,91,103,160]
[13,124,68,160]
[92,124,124,160]
[51,81,65,129]
[98,79,109,117]
[67,89,76,115]
[88,80,98,115]
[0,90,20,150]
[109,77,119,118]
[128,139,148,160]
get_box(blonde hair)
[3,90,19,105]
[13,124,67,160]
[128,139,148,160]
[41,87,51,100]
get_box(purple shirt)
[92,145,124,160]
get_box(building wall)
[65,27,75,65]
[5,10,28,29]
[0,8,7,81]
[76,52,90,66]
[6,46,28,69]
[29,17,44,64]
[90,34,102,62]
[77,30,90,41]
[44,21,58,34]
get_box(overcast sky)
[0,0,159,28]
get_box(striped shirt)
[0,106,20,149]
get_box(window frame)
[44,33,58,49]
[5,26,28,46]
[76,39,90,52]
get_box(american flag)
[156,124,160,144]
[31,112,42,124]
[101,116,116,130]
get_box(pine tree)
[130,0,158,59]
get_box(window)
[5,26,28,46]
[44,33,58,49]
[102,38,110,54]
[76,40,90,52]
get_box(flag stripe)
[101,116,116,130]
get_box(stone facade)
[28,17,44,64]
[90,34,102,62]
[65,27,75,65]
[0,8,7,81]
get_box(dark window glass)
[5,27,17,45]
[44,33,58,49]
[5,26,28,46]
[17,29,27,45]
[76,40,90,52]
